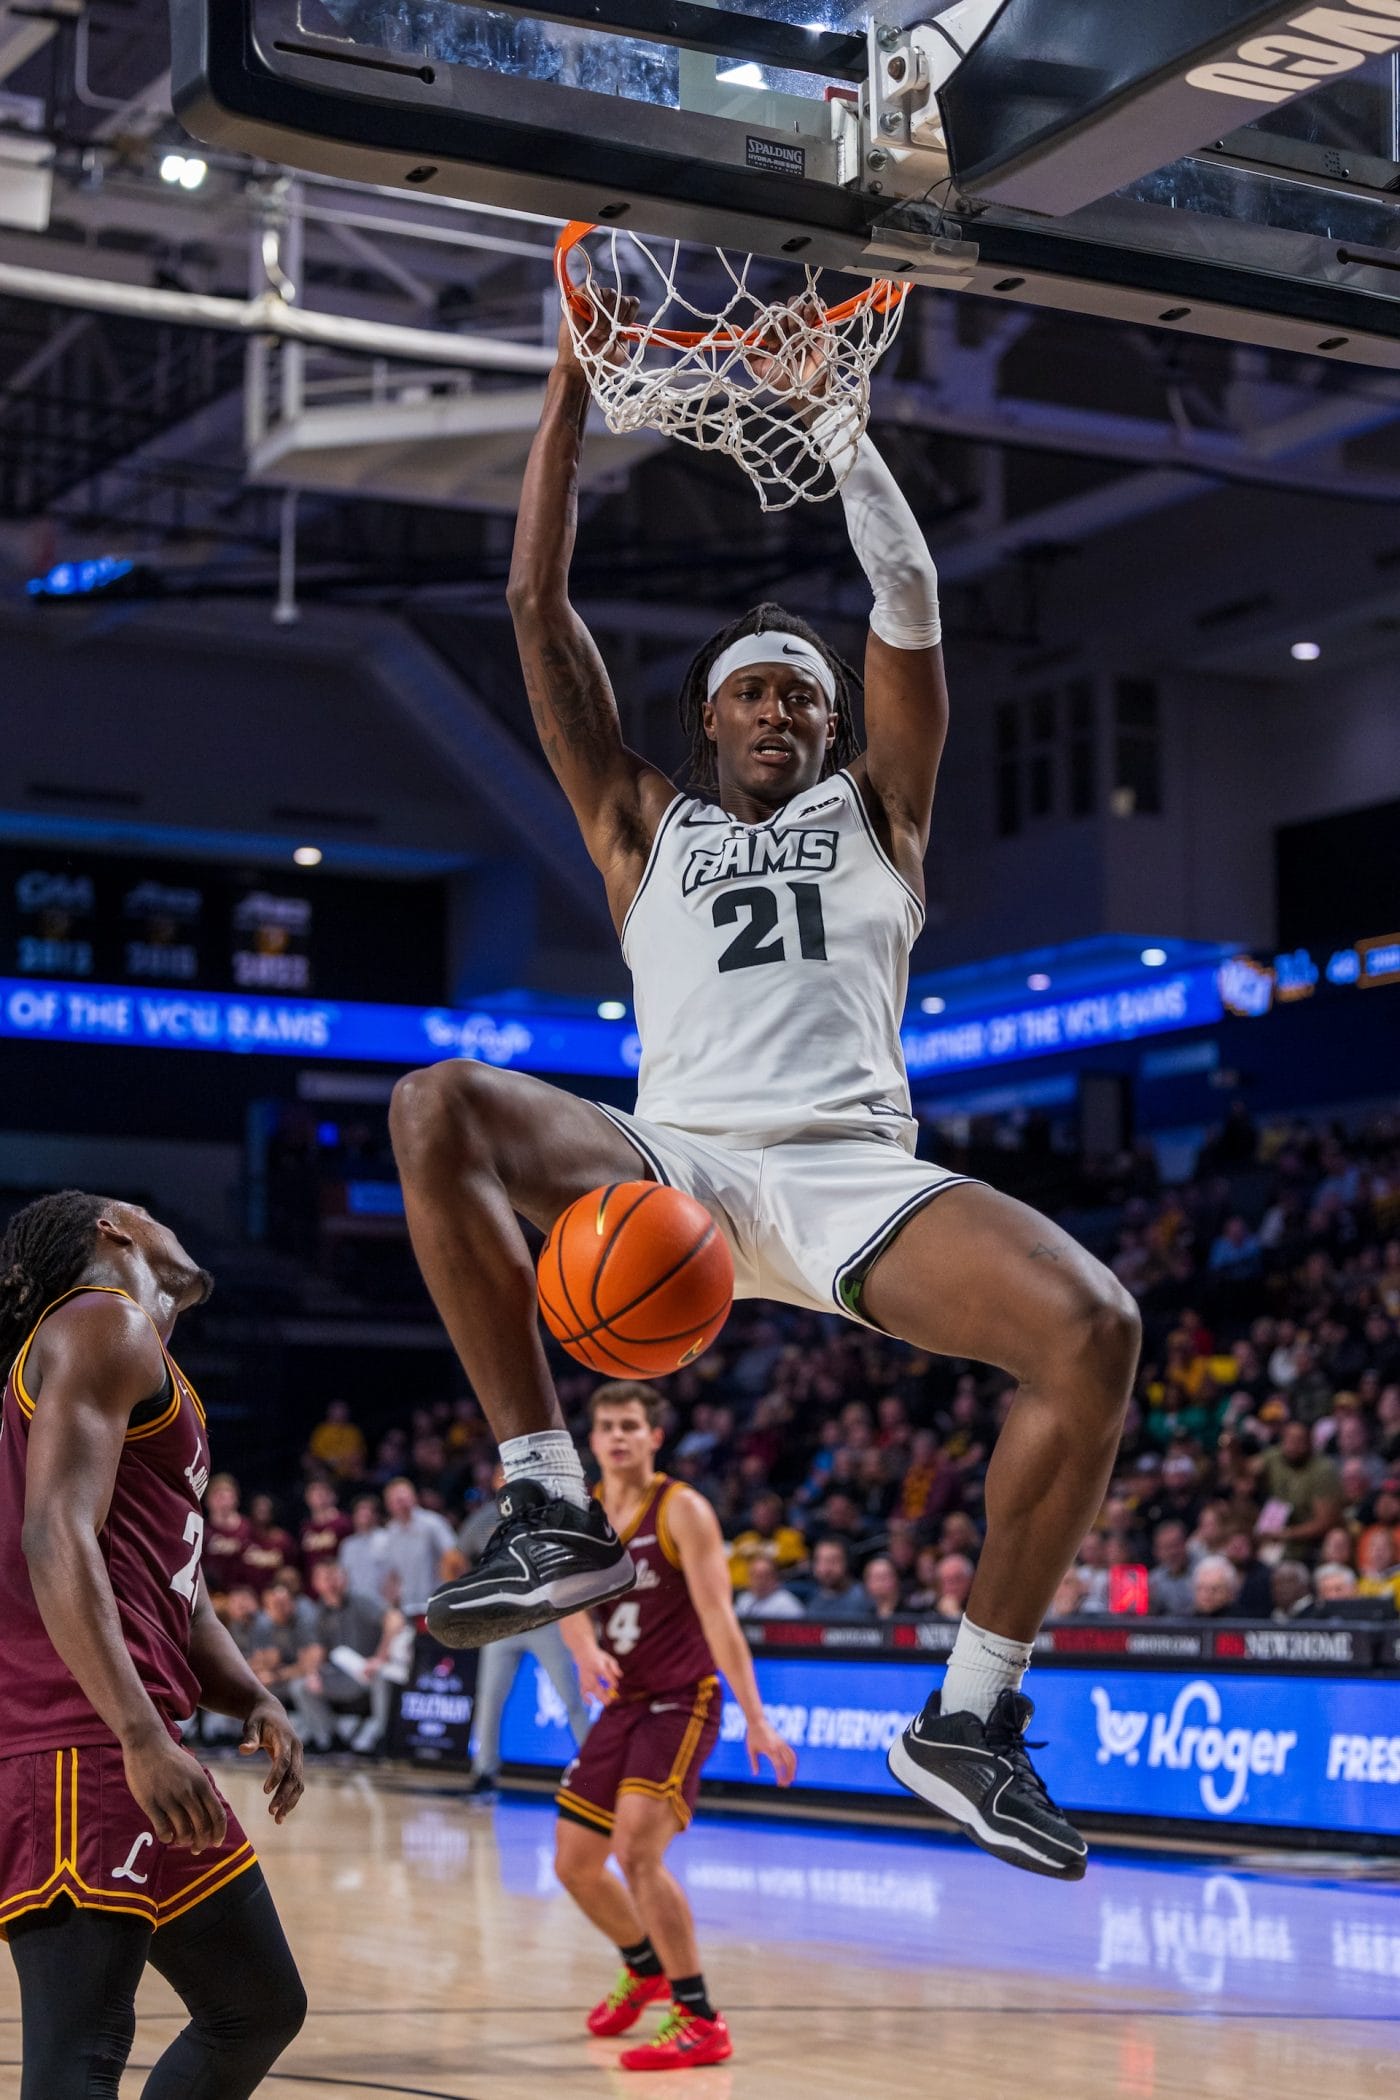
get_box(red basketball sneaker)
[619,2006,733,2071]
[587,1968,670,2037]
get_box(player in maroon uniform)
[554,1382,796,2072]
[0,1189,308,2099]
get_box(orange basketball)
[537,1181,733,1378]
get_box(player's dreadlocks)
[0,1189,105,1370]
[677,602,861,797]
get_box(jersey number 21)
[713,883,827,972]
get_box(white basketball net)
[556,226,910,512]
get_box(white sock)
[500,1430,589,1511]
[939,1615,1034,1723]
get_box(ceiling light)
[597,1000,627,1020]
[1027,973,1052,992]
[716,60,766,86]
[159,152,208,190]
[293,846,323,867]
[1141,947,1168,967]
[1290,641,1321,662]
[919,995,946,1015]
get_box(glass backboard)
[172,0,1400,365]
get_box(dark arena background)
[3,2,1400,2094]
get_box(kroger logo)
[422,1011,534,1063]
[1092,1681,1297,1816]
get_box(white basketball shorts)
[593,1104,976,1329]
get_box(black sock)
[669,1973,716,2021]
[620,1937,663,1979]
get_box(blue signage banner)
[0,975,643,1076]
[500,1656,1400,1837]
[0,965,1229,1079]
[901,966,1225,1080]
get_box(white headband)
[707,630,836,705]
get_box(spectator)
[1075,1532,1112,1613]
[300,1479,352,1582]
[1209,1215,1262,1276]
[249,1579,318,1702]
[929,1552,975,1621]
[904,1545,943,1614]
[736,1554,804,1621]
[1320,1524,1356,1569]
[456,1463,507,1570]
[338,1493,386,1599]
[896,1427,957,1529]
[378,1477,457,1616]
[803,1538,870,1621]
[1186,1501,1230,1563]
[1049,1569,1086,1618]
[218,1585,263,1662]
[1191,1556,1241,1618]
[289,1560,409,1754]
[1313,1563,1364,1615]
[1148,1521,1196,1616]
[812,1491,871,1563]
[244,1493,297,1596]
[1255,1419,1343,1564]
[862,1555,903,1621]
[467,1618,591,1794]
[1270,1560,1315,1620]
[728,1491,808,1591]
[1222,1529,1274,1616]
[936,1512,982,1561]
[1144,1453,1204,1535]
[307,1398,367,1481]
[1358,1528,1400,1607]
[203,1473,254,1597]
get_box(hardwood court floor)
[4,1762,1400,2098]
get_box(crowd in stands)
[201,1108,1400,1748]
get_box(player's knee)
[553,1841,598,1896]
[1063,1266,1140,1400]
[612,1831,662,1885]
[262,1957,309,2051]
[389,1059,494,1170]
[202,1957,307,2056]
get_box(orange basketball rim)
[554,220,911,351]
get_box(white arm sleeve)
[813,404,942,651]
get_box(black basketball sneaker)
[426,1478,636,1649]
[887,1688,1088,1880]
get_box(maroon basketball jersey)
[596,1475,716,1701]
[0,1286,209,1757]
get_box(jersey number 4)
[605,1598,643,1655]
[713,882,827,972]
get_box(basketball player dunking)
[553,1381,795,2070]
[0,1191,307,2098]
[392,299,1142,1878]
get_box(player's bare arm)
[21,1291,228,1852]
[559,1610,622,1704]
[667,1488,797,1786]
[188,1576,305,1823]
[507,307,676,928]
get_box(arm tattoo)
[522,632,618,775]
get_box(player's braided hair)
[677,602,861,797]
[0,1189,105,1369]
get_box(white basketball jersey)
[623,768,922,1151]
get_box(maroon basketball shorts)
[557,1677,721,1835]
[0,1744,257,1936]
